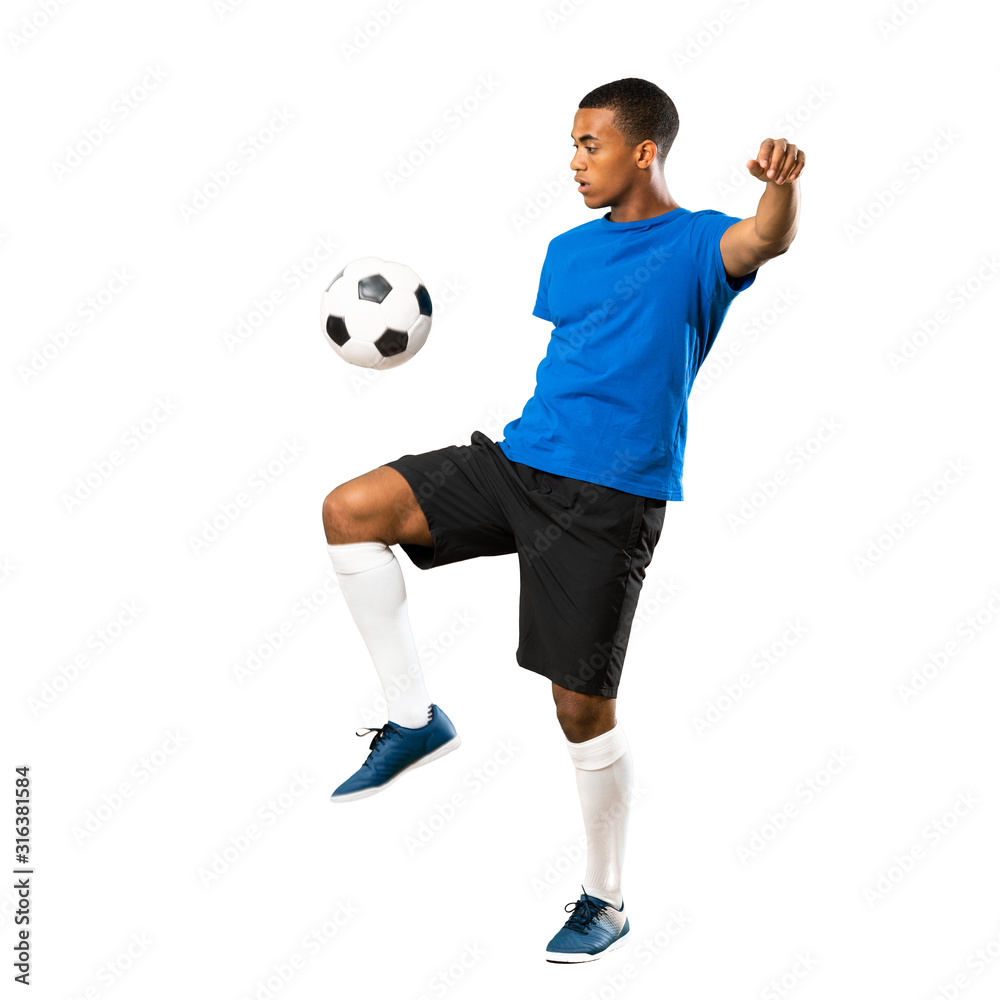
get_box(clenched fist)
[746,138,805,185]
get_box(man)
[322,77,803,963]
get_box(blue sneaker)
[330,704,460,803]
[544,885,630,963]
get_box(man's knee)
[323,481,387,545]
[552,685,615,739]
[322,488,347,542]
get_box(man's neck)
[605,193,681,224]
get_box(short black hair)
[578,78,679,166]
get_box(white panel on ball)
[378,260,421,292]
[343,298,388,342]
[380,287,421,331]
[376,349,414,371]
[341,256,386,282]
[341,337,383,369]
[406,314,432,354]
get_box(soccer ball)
[321,256,432,369]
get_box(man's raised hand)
[746,138,805,186]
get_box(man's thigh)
[383,429,521,570]
[511,464,667,698]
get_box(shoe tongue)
[582,890,618,908]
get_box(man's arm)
[720,137,805,279]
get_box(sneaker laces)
[562,892,608,935]
[354,706,432,764]
[354,724,397,762]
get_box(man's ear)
[636,140,658,169]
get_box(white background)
[3,0,1000,996]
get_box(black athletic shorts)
[383,429,666,698]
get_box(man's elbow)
[756,233,796,263]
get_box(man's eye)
[572,145,597,153]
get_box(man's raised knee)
[323,485,376,545]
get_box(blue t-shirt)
[497,207,757,500]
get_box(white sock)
[565,722,633,909]
[327,541,432,729]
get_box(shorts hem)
[515,652,619,699]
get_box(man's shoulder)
[547,216,603,248]
[686,207,743,229]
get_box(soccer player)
[322,77,803,963]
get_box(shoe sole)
[544,928,629,963]
[329,735,461,803]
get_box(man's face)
[570,106,634,208]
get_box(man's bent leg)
[323,466,433,729]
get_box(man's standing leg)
[554,686,633,910]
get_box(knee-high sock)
[327,541,432,729]
[566,722,633,909]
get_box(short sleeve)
[689,210,758,303]
[532,244,552,321]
